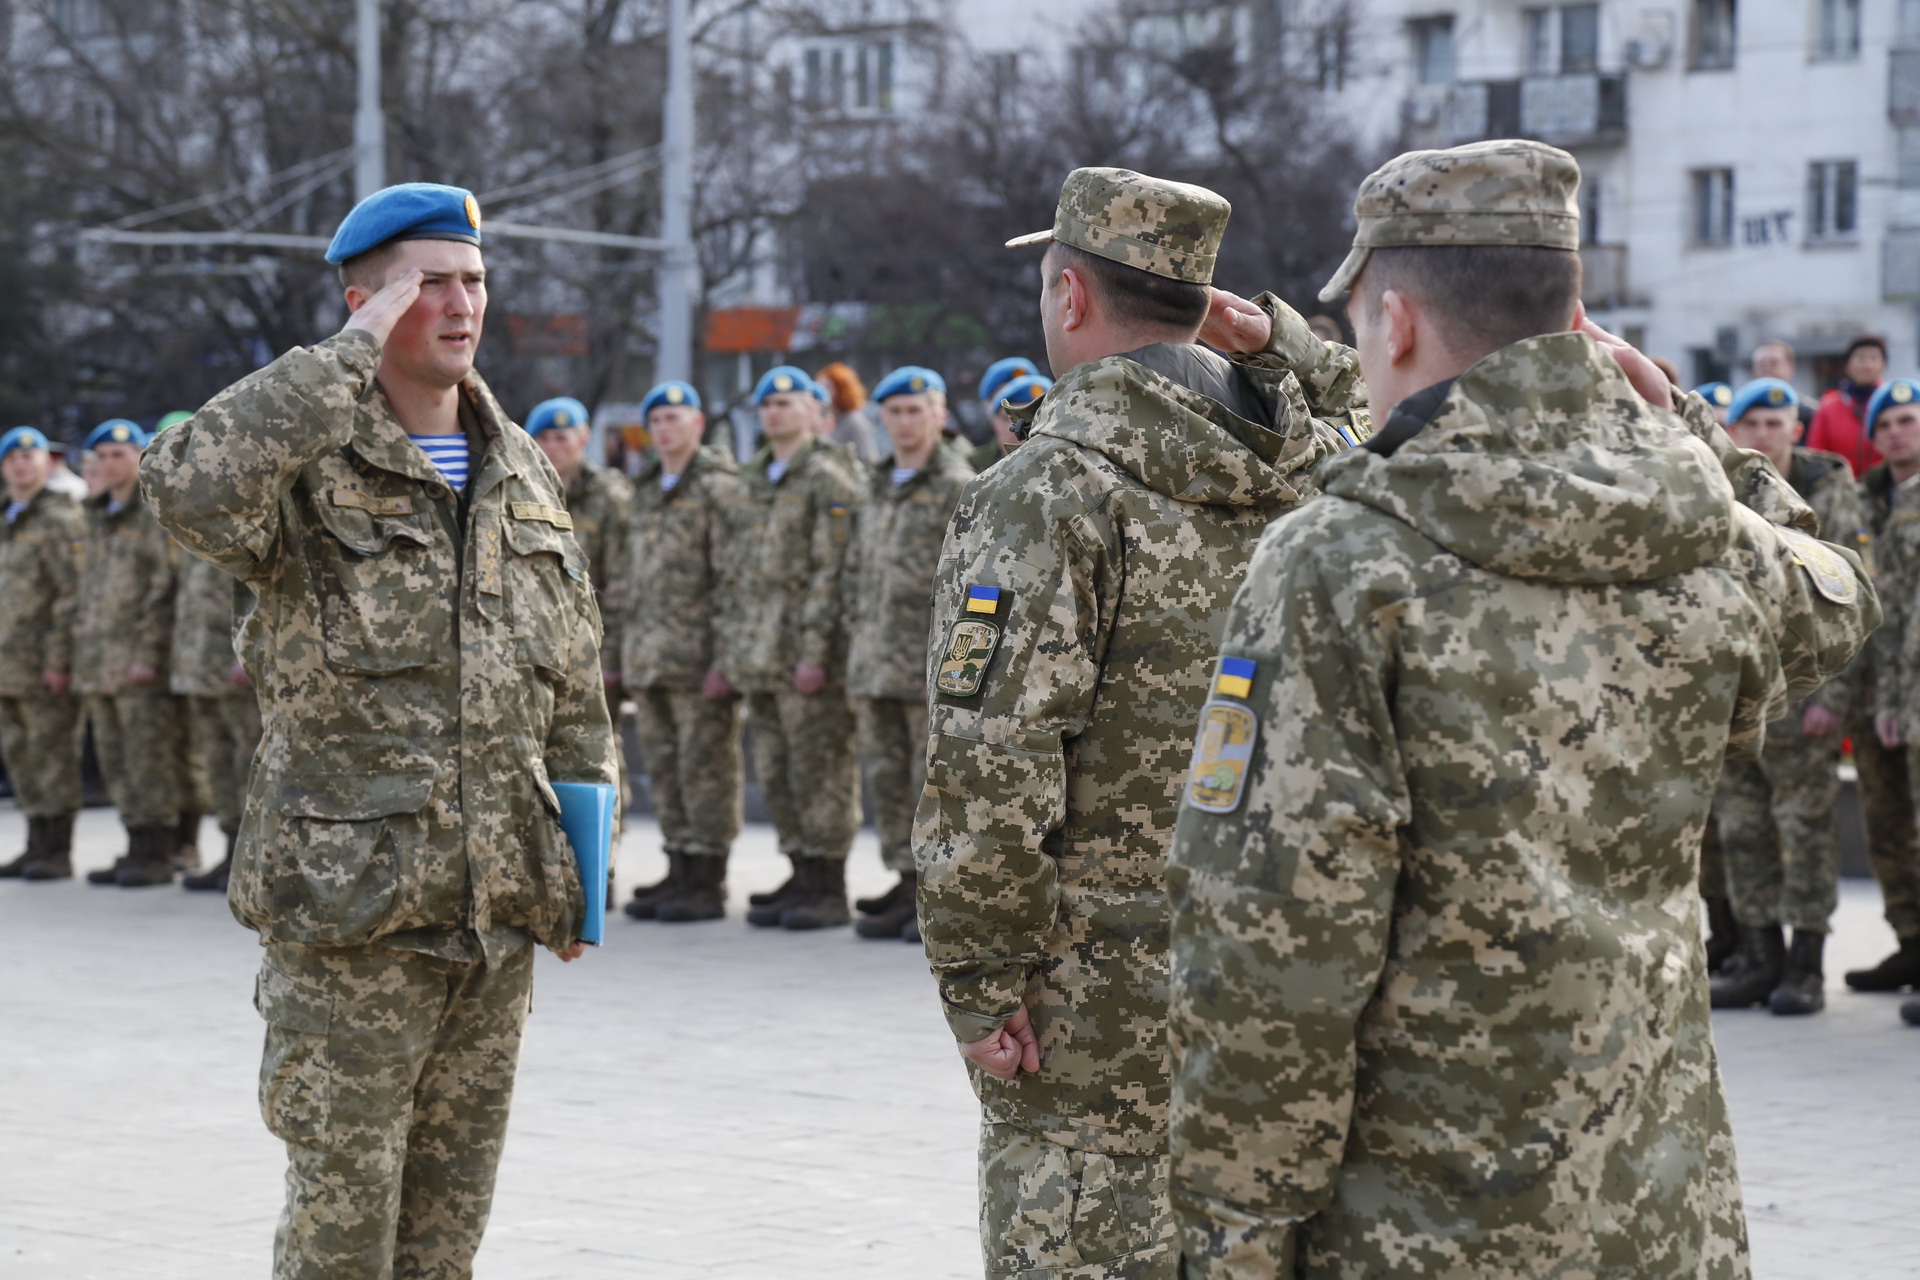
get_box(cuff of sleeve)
[942,1000,1016,1044]
[322,327,384,375]
[935,964,1029,1042]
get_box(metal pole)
[656,0,697,383]
[354,0,386,201]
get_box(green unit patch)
[935,618,1001,697]
[1185,700,1258,813]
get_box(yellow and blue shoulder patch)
[936,586,1005,697]
[1333,408,1374,448]
[829,502,848,517]
[1186,657,1259,814]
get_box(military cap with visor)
[1007,167,1231,285]
[326,182,484,265]
[1318,138,1582,303]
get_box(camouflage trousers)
[855,696,929,875]
[1853,712,1920,943]
[1698,812,1726,898]
[84,691,185,828]
[631,685,742,857]
[978,1121,1177,1280]
[256,939,533,1280]
[0,691,83,816]
[1714,732,1842,933]
[184,692,263,833]
[745,688,860,861]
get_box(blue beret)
[1727,378,1798,424]
[753,366,816,405]
[0,426,49,463]
[84,419,148,451]
[978,357,1040,404]
[325,182,483,265]
[642,381,702,417]
[1867,379,1920,438]
[525,397,590,437]
[996,374,1053,411]
[873,366,946,402]
[1694,382,1733,409]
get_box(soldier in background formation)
[74,419,188,888]
[843,366,974,941]
[620,380,745,923]
[969,357,1040,473]
[0,427,85,881]
[730,366,864,929]
[1711,378,1872,1016]
[169,543,262,893]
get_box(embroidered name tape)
[509,502,574,531]
[330,488,415,516]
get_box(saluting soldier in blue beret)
[141,182,619,1279]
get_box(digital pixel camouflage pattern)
[256,940,532,1280]
[1164,332,1877,1280]
[1856,463,1920,941]
[631,686,741,857]
[747,688,859,860]
[845,443,975,700]
[979,1120,1177,1280]
[1714,448,1869,933]
[73,484,177,695]
[619,446,742,691]
[0,488,85,816]
[562,460,631,674]
[85,691,184,828]
[1006,167,1231,284]
[141,328,618,961]
[913,307,1360,1161]
[855,696,928,875]
[171,552,262,831]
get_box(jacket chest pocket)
[310,499,449,675]
[498,512,585,673]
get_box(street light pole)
[354,0,386,201]
[656,0,697,383]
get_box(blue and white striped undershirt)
[407,434,470,492]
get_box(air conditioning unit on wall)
[1624,10,1675,70]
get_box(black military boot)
[901,915,921,944]
[87,824,137,886]
[0,816,42,877]
[746,857,809,927]
[1901,997,1920,1027]
[1770,930,1828,1016]
[116,826,178,887]
[623,850,686,921]
[23,814,75,881]
[1703,895,1741,975]
[657,855,728,923]
[1844,935,1920,992]
[1710,923,1786,1009]
[855,874,910,917]
[182,827,236,892]
[781,857,851,931]
[173,810,203,872]
[854,873,917,939]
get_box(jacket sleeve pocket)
[255,959,334,1149]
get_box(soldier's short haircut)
[336,242,404,292]
[1362,245,1582,355]
[1049,243,1210,334]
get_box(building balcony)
[1439,73,1628,148]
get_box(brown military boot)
[23,814,76,881]
[1769,930,1827,1016]
[780,857,851,931]
[182,826,236,892]
[0,816,41,877]
[1703,894,1741,975]
[855,873,917,939]
[746,857,806,926]
[1844,935,1920,992]
[116,826,178,887]
[623,850,685,920]
[656,854,728,923]
[1710,923,1786,1009]
[173,810,203,872]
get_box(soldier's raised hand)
[342,267,424,346]
[1579,310,1674,412]
[1198,288,1272,355]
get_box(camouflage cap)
[1318,139,1581,303]
[1007,167,1230,285]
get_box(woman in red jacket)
[1806,334,1888,476]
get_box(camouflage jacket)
[142,330,617,962]
[619,446,743,690]
[1765,448,1870,733]
[0,488,84,695]
[170,551,250,697]
[73,485,177,695]
[725,437,862,691]
[1867,464,1920,732]
[967,438,1013,476]
[1165,333,1877,1279]
[913,306,1362,1156]
[845,443,975,700]
[564,460,632,674]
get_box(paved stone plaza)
[1,806,1916,1279]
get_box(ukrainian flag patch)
[1213,655,1255,699]
[966,585,1002,615]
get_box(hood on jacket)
[1317,332,1738,584]
[1021,346,1328,510]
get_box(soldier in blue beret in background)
[971,373,1052,474]
[142,180,617,1280]
[1695,381,1734,426]
[970,358,1041,473]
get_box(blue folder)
[551,781,617,946]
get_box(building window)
[1561,4,1600,72]
[1316,18,1351,90]
[1808,159,1859,241]
[1411,15,1455,85]
[986,52,1018,105]
[1814,0,1861,60]
[1690,0,1737,70]
[799,39,894,115]
[1690,168,1735,246]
